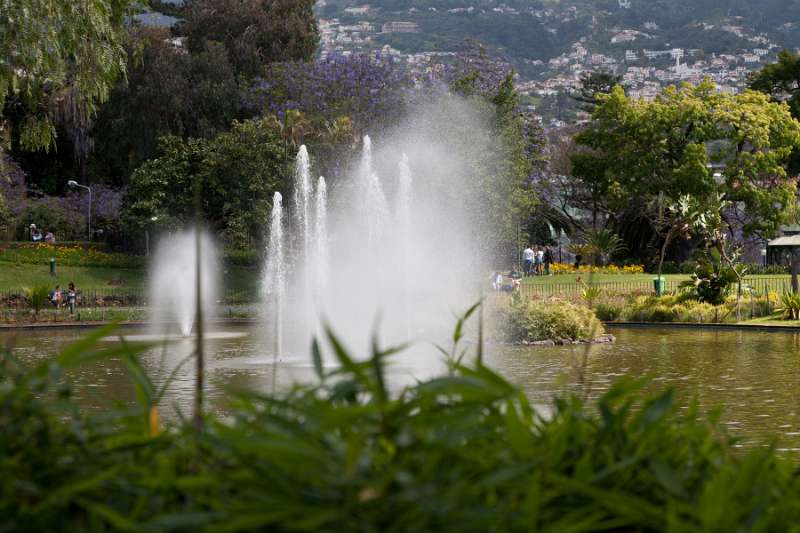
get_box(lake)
[5,324,800,450]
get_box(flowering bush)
[549,263,645,275]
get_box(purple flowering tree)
[246,52,417,134]
[1,154,123,241]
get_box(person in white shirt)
[523,246,534,277]
[492,272,503,291]
[535,248,545,275]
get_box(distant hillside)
[320,0,800,77]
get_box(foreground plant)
[3,317,800,531]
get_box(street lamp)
[67,180,92,241]
[145,216,158,256]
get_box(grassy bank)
[0,260,260,293]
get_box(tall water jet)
[264,192,286,355]
[396,154,413,335]
[360,135,389,244]
[294,146,312,271]
[397,153,412,248]
[149,229,218,337]
[314,176,328,291]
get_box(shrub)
[496,296,604,342]
[618,293,775,324]
[223,248,261,268]
[594,302,623,321]
[24,285,51,314]
[777,292,800,320]
[4,322,800,530]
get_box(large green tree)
[0,0,137,153]
[749,50,800,174]
[91,27,240,186]
[572,82,800,258]
[123,118,289,249]
[450,72,542,262]
[571,71,623,112]
[749,50,800,119]
[183,0,319,79]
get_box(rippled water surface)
[5,325,800,449]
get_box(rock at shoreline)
[510,334,616,348]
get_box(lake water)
[5,324,800,450]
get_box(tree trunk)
[657,230,675,280]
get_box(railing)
[519,276,796,299]
[0,288,260,309]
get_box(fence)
[519,276,796,299]
[0,287,260,309]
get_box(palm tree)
[585,228,625,266]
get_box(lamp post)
[145,216,158,256]
[761,248,768,267]
[67,180,92,241]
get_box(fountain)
[360,135,390,244]
[263,125,485,375]
[264,192,286,355]
[313,176,328,292]
[149,228,219,337]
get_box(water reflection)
[5,325,800,448]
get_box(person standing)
[523,245,534,277]
[544,246,554,276]
[67,282,77,314]
[535,246,545,275]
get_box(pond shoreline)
[3,317,800,333]
[606,321,800,332]
[0,317,261,330]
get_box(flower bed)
[550,263,645,275]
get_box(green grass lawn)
[0,260,260,294]
[741,316,800,327]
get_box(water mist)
[149,229,219,337]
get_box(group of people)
[522,245,554,277]
[492,270,522,293]
[49,283,78,314]
[30,224,56,243]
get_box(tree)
[749,50,800,119]
[123,118,289,249]
[584,228,625,266]
[571,71,623,112]
[750,50,800,173]
[183,0,319,79]
[0,0,138,214]
[572,82,800,264]
[0,0,136,153]
[449,69,541,262]
[91,27,240,185]
[247,54,416,136]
